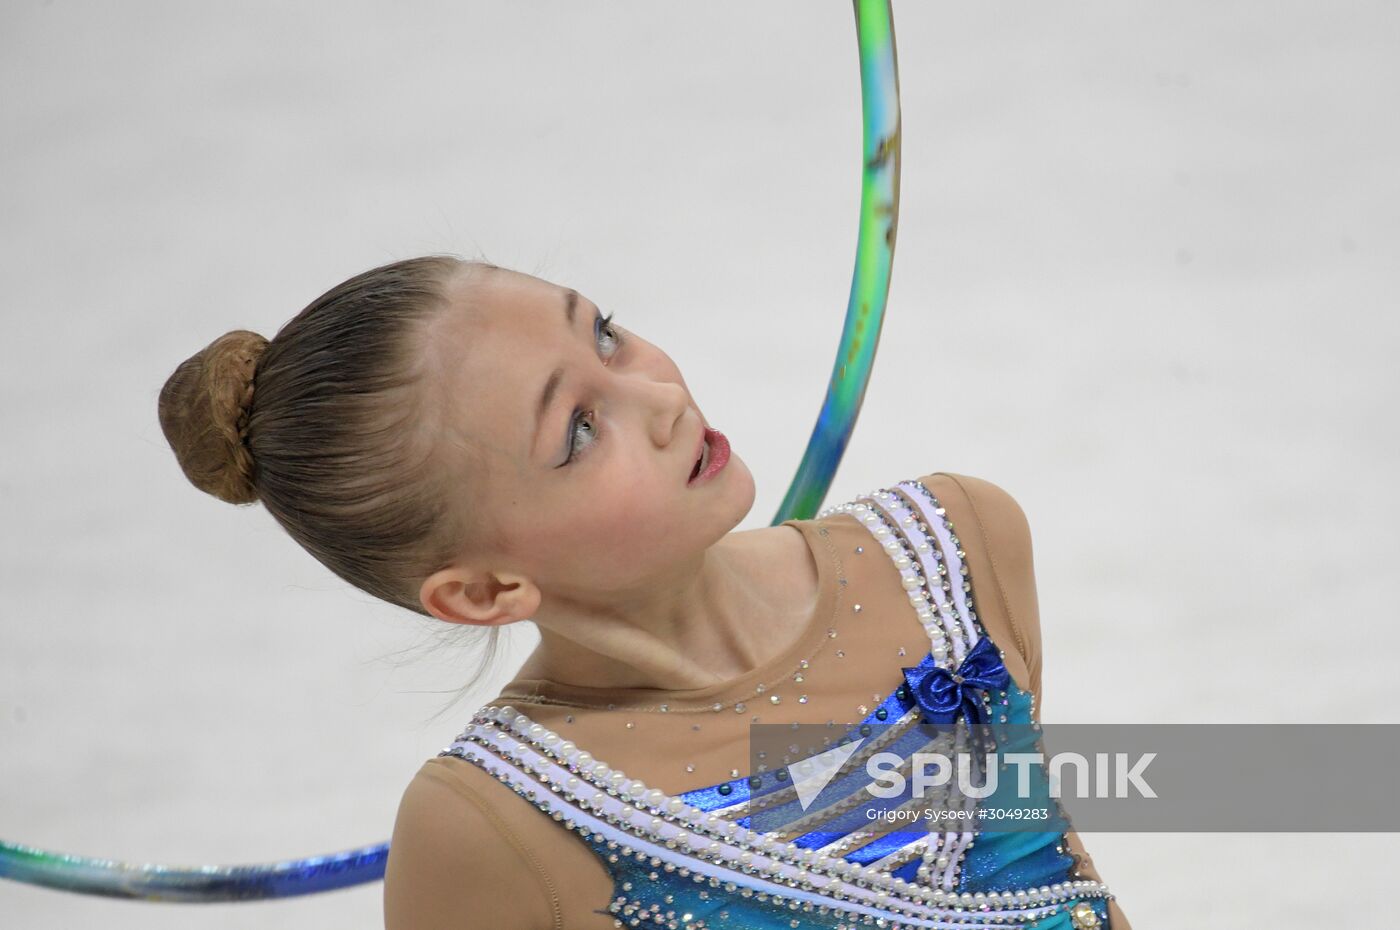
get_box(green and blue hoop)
[0,0,901,900]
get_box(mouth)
[687,426,730,486]
[689,436,708,483]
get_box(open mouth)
[689,436,708,483]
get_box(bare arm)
[919,471,1132,930]
[384,757,563,930]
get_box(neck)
[516,528,818,693]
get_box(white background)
[3,1,1396,926]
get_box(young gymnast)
[159,256,1129,929]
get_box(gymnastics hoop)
[0,0,901,901]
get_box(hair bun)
[158,329,270,505]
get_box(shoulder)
[385,756,563,930]
[912,471,1043,698]
[817,471,1034,578]
[815,471,1044,696]
[821,471,1031,546]
[916,472,1032,547]
[911,472,1035,582]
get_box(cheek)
[570,480,668,552]
[547,479,692,584]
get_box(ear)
[418,562,541,627]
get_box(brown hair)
[158,254,506,713]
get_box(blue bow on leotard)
[900,637,1011,726]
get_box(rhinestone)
[855,546,863,554]
[685,763,695,773]
[853,604,862,613]
[793,674,804,683]
[756,683,766,693]
[625,721,635,729]
[769,694,782,705]
[734,703,746,713]
[712,703,723,712]
[827,629,837,638]
[798,695,808,704]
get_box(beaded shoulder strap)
[810,479,1001,889]
[439,478,1112,928]
[819,479,990,669]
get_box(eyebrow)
[534,289,580,459]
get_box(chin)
[721,454,757,526]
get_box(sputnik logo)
[787,738,867,811]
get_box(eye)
[562,312,625,465]
[597,310,622,356]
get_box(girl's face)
[423,266,756,606]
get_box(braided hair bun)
[158,329,270,505]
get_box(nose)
[643,378,691,449]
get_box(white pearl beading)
[817,483,996,891]
[888,481,987,892]
[899,481,982,649]
[817,487,978,669]
[868,832,938,875]
[880,485,975,661]
[442,704,1110,926]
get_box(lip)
[687,427,730,487]
[687,426,706,482]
